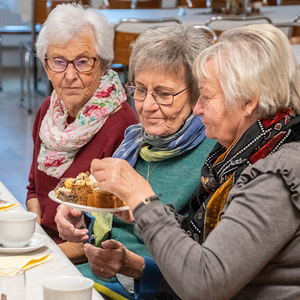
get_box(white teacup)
[0,211,36,248]
[42,276,94,300]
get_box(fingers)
[55,204,88,242]
[84,242,124,279]
[113,210,135,223]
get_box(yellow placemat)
[0,254,52,275]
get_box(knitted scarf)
[38,69,126,179]
[182,108,300,243]
[112,114,207,165]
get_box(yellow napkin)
[0,202,18,212]
[0,254,52,275]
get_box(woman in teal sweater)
[55,24,215,299]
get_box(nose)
[142,92,159,110]
[193,96,204,116]
[64,62,78,80]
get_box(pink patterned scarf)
[38,69,126,179]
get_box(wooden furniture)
[274,13,300,44]
[204,15,273,36]
[107,0,161,9]
[113,18,182,72]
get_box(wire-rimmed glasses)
[125,81,189,106]
[44,56,99,73]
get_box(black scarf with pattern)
[182,108,300,244]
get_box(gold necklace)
[146,162,161,181]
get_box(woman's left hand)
[91,158,155,211]
[84,239,145,280]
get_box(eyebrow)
[48,52,93,59]
[135,81,176,92]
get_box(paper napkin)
[0,254,52,275]
[0,202,19,212]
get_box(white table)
[97,5,300,33]
[0,181,104,300]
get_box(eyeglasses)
[125,82,189,106]
[44,56,99,73]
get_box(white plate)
[48,191,130,213]
[0,233,50,255]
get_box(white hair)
[193,24,300,118]
[36,2,114,65]
[129,24,212,105]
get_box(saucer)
[48,191,130,213]
[0,233,50,254]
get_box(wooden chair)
[106,0,161,9]
[113,18,182,67]
[177,0,207,8]
[204,15,272,37]
[19,0,90,113]
[274,13,300,44]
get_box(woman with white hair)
[26,3,138,263]
[55,24,215,299]
[89,24,300,299]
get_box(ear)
[244,95,259,117]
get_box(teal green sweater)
[111,137,215,257]
[77,137,215,290]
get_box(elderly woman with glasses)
[88,24,300,299]
[55,24,215,299]
[26,3,138,263]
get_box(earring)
[244,112,249,117]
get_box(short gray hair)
[36,3,114,70]
[193,24,300,119]
[129,24,212,105]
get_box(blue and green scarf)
[112,114,206,165]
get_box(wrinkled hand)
[91,158,155,211]
[84,240,126,279]
[113,210,135,223]
[55,204,88,242]
[84,239,144,280]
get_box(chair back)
[193,25,218,42]
[177,0,206,8]
[107,0,161,8]
[274,13,300,44]
[113,18,182,66]
[204,15,273,36]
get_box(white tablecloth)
[0,181,104,300]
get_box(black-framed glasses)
[125,82,189,106]
[44,56,99,73]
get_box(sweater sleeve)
[26,98,50,201]
[133,144,300,300]
[134,256,163,299]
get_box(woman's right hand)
[55,204,89,243]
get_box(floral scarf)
[38,69,126,179]
[182,108,300,244]
[112,114,207,166]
